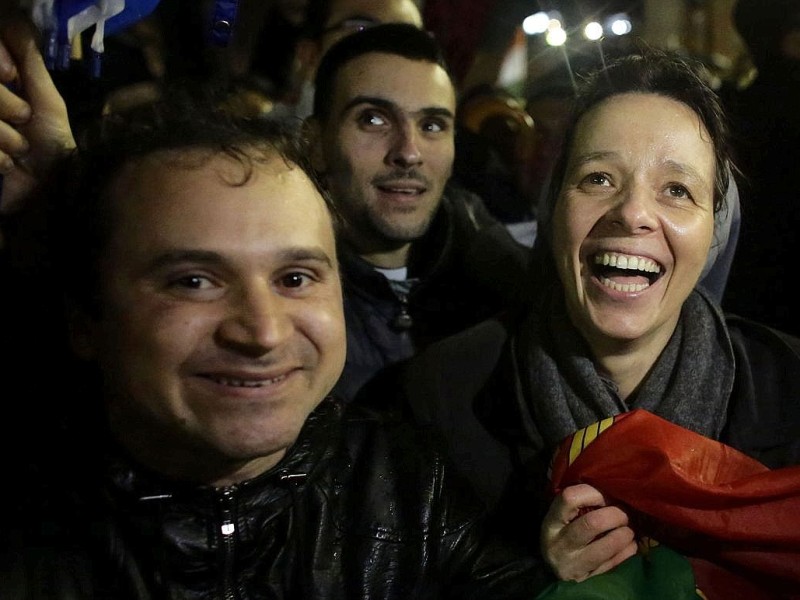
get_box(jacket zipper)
[391,291,413,330]
[218,486,238,600]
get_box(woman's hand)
[541,483,638,582]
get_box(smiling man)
[0,75,552,595]
[306,23,531,402]
[82,127,346,486]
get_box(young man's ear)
[302,117,328,175]
[68,307,99,361]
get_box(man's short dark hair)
[45,84,333,316]
[312,22,452,122]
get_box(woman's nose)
[605,183,660,233]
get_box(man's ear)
[303,117,328,174]
[68,308,99,361]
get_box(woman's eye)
[667,184,690,199]
[584,172,610,186]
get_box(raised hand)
[0,9,75,215]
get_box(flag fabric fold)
[542,409,800,599]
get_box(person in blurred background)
[284,0,423,118]
[452,83,537,243]
[721,0,800,335]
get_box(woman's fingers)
[542,484,637,582]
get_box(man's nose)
[216,284,292,355]
[387,122,422,167]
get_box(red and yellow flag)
[543,410,800,600]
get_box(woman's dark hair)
[537,46,734,256]
[527,46,735,297]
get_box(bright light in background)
[522,11,550,35]
[521,9,629,45]
[583,21,603,41]
[608,13,632,35]
[545,26,567,46]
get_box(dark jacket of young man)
[334,183,531,402]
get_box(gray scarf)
[510,288,736,452]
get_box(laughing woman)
[359,47,800,588]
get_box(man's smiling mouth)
[202,374,288,388]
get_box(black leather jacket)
[0,398,547,599]
[334,184,531,403]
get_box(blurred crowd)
[1,0,800,597]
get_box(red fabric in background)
[548,410,800,598]
[422,0,498,84]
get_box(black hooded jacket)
[334,184,531,402]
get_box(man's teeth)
[594,253,661,273]
[212,375,286,388]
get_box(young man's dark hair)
[313,22,448,121]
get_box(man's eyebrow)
[146,250,224,271]
[341,96,454,120]
[275,247,336,267]
[145,247,335,270]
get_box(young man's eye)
[358,111,387,127]
[172,275,214,290]
[422,119,448,134]
[280,272,312,289]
